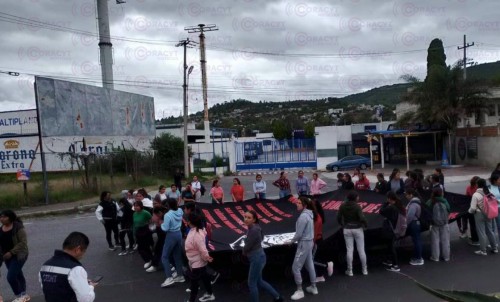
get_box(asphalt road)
[2,175,493,302]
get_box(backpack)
[408,199,431,231]
[391,212,407,238]
[432,202,448,226]
[200,184,206,196]
[482,193,499,219]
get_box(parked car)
[326,155,371,172]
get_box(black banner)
[198,190,471,252]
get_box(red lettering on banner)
[448,212,459,220]
[245,205,270,224]
[202,209,221,229]
[331,201,343,210]
[357,202,368,209]
[363,203,382,214]
[256,203,282,222]
[214,209,244,234]
[235,206,246,217]
[322,200,335,210]
[224,207,246,228]
[266,203,293,218]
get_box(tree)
[426,38,447,82]
[401,47,489,164]
[272,119,288,140]
[151,133,185,173]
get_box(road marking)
[73,215,94,220]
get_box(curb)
[18,204,98,219]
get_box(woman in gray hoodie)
[288,196,317,301]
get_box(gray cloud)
[1,0,499,118]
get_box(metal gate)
[235,139,316,171]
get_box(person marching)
[0,210,30,302]
[337,191,368,276]
[95,191,120,251]
[288,196,318,300]
[185,212,215,302]
[295,170,310,196]
[243,210,284,302]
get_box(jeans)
[343,228,367,270]
[103,219,120,247]
[279,189,291,199]
[495,215,500,237]
[430,224,450,260]
[248,250,280,302]
[255,193,266,200]
[188,266,212,302]
[474,212,498,252]
[292,240,316,285]
[162,231,184,278]
[407,220,423,260]
[5,256,27,296]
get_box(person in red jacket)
[354,172,370,190]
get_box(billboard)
[35,77,155,137]
[0,109,38,136]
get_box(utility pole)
[185,24,218,145]
[176,38,195,178]
[457,34,474,80]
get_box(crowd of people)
[86,163,500,301]
[1,165,498,302]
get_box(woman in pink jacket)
[185,212,215,302]
[310,173,327,196]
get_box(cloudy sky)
[0,0,499,119]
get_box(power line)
[0,12,177,45]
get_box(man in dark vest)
[39,232,96,302]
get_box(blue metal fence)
[235,138,316,171]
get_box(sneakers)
[173,275,185,283]
[362,267,368,276]
[345,269,353,277]
[327,261,334,277]
[305,286,318,295]
[186,286,201,293]
[475,250,487,256]
[211,272,220,285]
[118,250,128,256]
[127,249,135,254]
[145,266,157,273]
[316,276,326,282]
[291,290,305,300]
[386,265,400,272]
[492,248,499,254]
[144,261,152,269]
[133,243,138,250]
[382,260,393,267]
[12,295,31,302]
[468,240,480,246]
[409,258,424,266]
[108,245,116,251]
[459,233,468,239]
[161,277,175,288]
[172,271,178,278]
[199,293,215,302]
[429,257,439,262]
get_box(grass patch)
[0,172,165,209]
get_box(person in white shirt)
[136,190,153,212]
[156,185,167,201]
[253,174,267,200]
[191,176,202,202]
[40,232,97,302]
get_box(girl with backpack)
[380,192,406,272]
[404,189,424,266]
[468,178,499,255]
[425,188,451,262]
